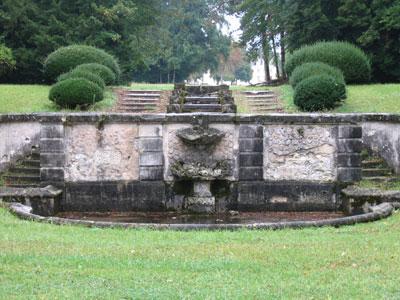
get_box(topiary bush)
[294,74,346,112]
[73,63,116,85]
[285,41,371,84]
[49,78,104,108]
[58,70,106,90]
[44,45,120,81]
[289,62,345,88]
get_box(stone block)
[239,167,263,180]
[339,126,362,139]
[239,139,263,152]
[140,167,164,181]
[40,168,64,181]
[139,152,163,166]
[139,138,163,152]
[139,125,163,137]
[337,168,362,182]
[239,153,263,167]
[40,138,64,153]
[337,153,362,167]
[40,124,64,139]
[239,126,263,138]
[41,153,65,168]
[338,139,363,153]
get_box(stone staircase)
[168,84,236,113]
[242,90,282,113]
[361,155,395,182]
[116,90,161,113]
[2,146,41,188]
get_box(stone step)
[249,103,278,108]
[118,108,157,112]
[22,160,40,167]
[246,95,275,99]
[362,159,386,168]
[122,96,159,100]
[182,104,222,112]
[243,91,273,95]
[186,96,219,101]
[6,183,40,188]
[123,93,161,97]
[124,90,161,94]
[185,99,220,105]
[3,174,41,183]
[362,176,398,182]
[362,168,392,177]
[9,167,40,175]
[119,103,158,107]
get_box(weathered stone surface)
[239,125,263,138]
[140,167,164,181]
[238,182,338,211]
[362,122,400,174]
[40,168,64,181]
[41,138,64,153]
[338,139,363,153]
[41,153,65,168]
[64,124,139,182]
[239,153,263,167]
[239,167,264,181]
[337,153,362,167]
[176,126,225,146]
[139,152,163,166]
[337,168,362,182]
[40,124,64,139]
[264,125,337,182]
[138,124,163,137]
[63,181,166,212]
[138,138,163,152]
[0,122,40,172]
[339,126,362,139]
[239,139,263,152]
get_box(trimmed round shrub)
[285,41,371,84]
[289,62,345,88]
[49,78,104,108]
[44,45,120,81]
[294,74,346,112]
[74,63,116,85]
[58,70,105,90]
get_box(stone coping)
[342,186,400,202]
[1,113,400,125]
[4,202,399,231]
[0,186,62,198]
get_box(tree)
[235,64,252,82]
[0,0,159,83]
[0,44,15,77]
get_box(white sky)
[221,15,242,42]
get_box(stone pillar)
[337,125,363,182]
[40,122,65,188]
[238,125,264,180]
[138,125,164,181]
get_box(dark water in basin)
[57,211,346,224]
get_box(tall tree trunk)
[271,34,281,79]
[262,32,271,82]
[280,31,287,80]
[173,68,176,83]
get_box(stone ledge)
[5,202,397,231]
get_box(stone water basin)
[56,211,345,225]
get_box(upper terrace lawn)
[278,84,400,113]
[0,83,399,113]
[0,84,115,113]
[0,207,400,299]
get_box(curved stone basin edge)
[4,202,400,231]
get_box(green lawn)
[0,85,116,113]
[280,84,400,113]
[0,207,400,299]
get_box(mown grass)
[0,85,116,113]
[0,207,400,299]
[279,84,400,113]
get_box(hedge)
[285,41,371,84]
[289,62,345,89]
[58,70,105,90]
[49,78,104,108]
[44,45,120,81]
[74,63,116,85]
[294,74,346,112]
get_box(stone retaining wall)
[3,113,400,212]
